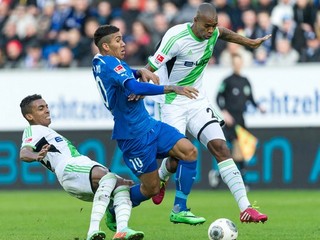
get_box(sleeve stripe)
[162,29,189,54]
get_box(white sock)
[158,158,171,182]
[218,159,250,212]
[113,185,132,232]
[87,172,117,236]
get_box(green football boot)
[112,227,144,240]
[170,209,206,225]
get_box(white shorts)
[157,98,226,147]
[55,156,105,202]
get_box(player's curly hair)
[20,94,42,116]
[93,25,120,48]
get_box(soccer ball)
[208,218,238,240]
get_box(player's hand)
[138,68,160,85]
[173,86,199,99]
[37,144,50,161]
[251,34,272,48]
[128,93,145,101]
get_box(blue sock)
[174,160,197,211]
[129,184,149,207]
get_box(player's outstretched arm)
[218,27,271,49]
[164,85,199,99]
[20,144,50,162]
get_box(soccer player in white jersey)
[146,3,270,223]
[19,94,144,240]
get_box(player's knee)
[208,139,231,161]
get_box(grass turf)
[1,190,319,240]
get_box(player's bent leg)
[87,230,106,240]
[112,227,144,240]
[88,173,117,238]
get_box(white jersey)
[21,125,82,174]
[148,23,219,105]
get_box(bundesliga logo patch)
[155,54,164,64]
[25,137,32,143]
[114,64,125,74]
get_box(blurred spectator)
[220,42,253,67]
[254,0,276,15]
[0,47,5,68]
[270,0,294,28]
[49,0,72,41]
[8,4,37,40]
[131,20,152,61]
[238,9,258,52]
[124,36,144,66]
[315,11,320,40]
[96,0,113,25]
[57,46,77,68]
[36,0,55,41]
[233,0,254,30]
[151,12,169,47]
[211,0,237,31]
[23,40,45,69]
[271,15,306,55]
[110,17,131,42]
[4,39,24,68]
[253,46,269,65]
[121,0,142,33]
[78,17,99,67]
[138,0,159,31]
[0,1,10,38]
[299,31,320,62]
[1,20,19,50]
[162,0,179,27]
[63,0,97,34]
[172,0,204,25]
[213,12,233,64]
[255,10,273,54]
[267,38,299,66]
[293,0,317,32]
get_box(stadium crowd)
[0,0,319,69]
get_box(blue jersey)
[92,53,157,139]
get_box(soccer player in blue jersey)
[146,3,269,224]
[92,24,206,229]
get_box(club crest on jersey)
[155,54,164,64]
[114,64,125,74]
[55,136,63,142]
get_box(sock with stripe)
[174,160,197,212]
[218,158,250,212]
[87,172,117,236]
[113,185,132,232]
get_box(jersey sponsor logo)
[114,64,125,74]
[183,57,211,67]
[55,136,63,142]
[24,137,32,143]
[155,54,164,64]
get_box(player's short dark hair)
[93,25,120,47]
[20,94,42,116]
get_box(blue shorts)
[117,121,185,177]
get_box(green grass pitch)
[1,190,319,240]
